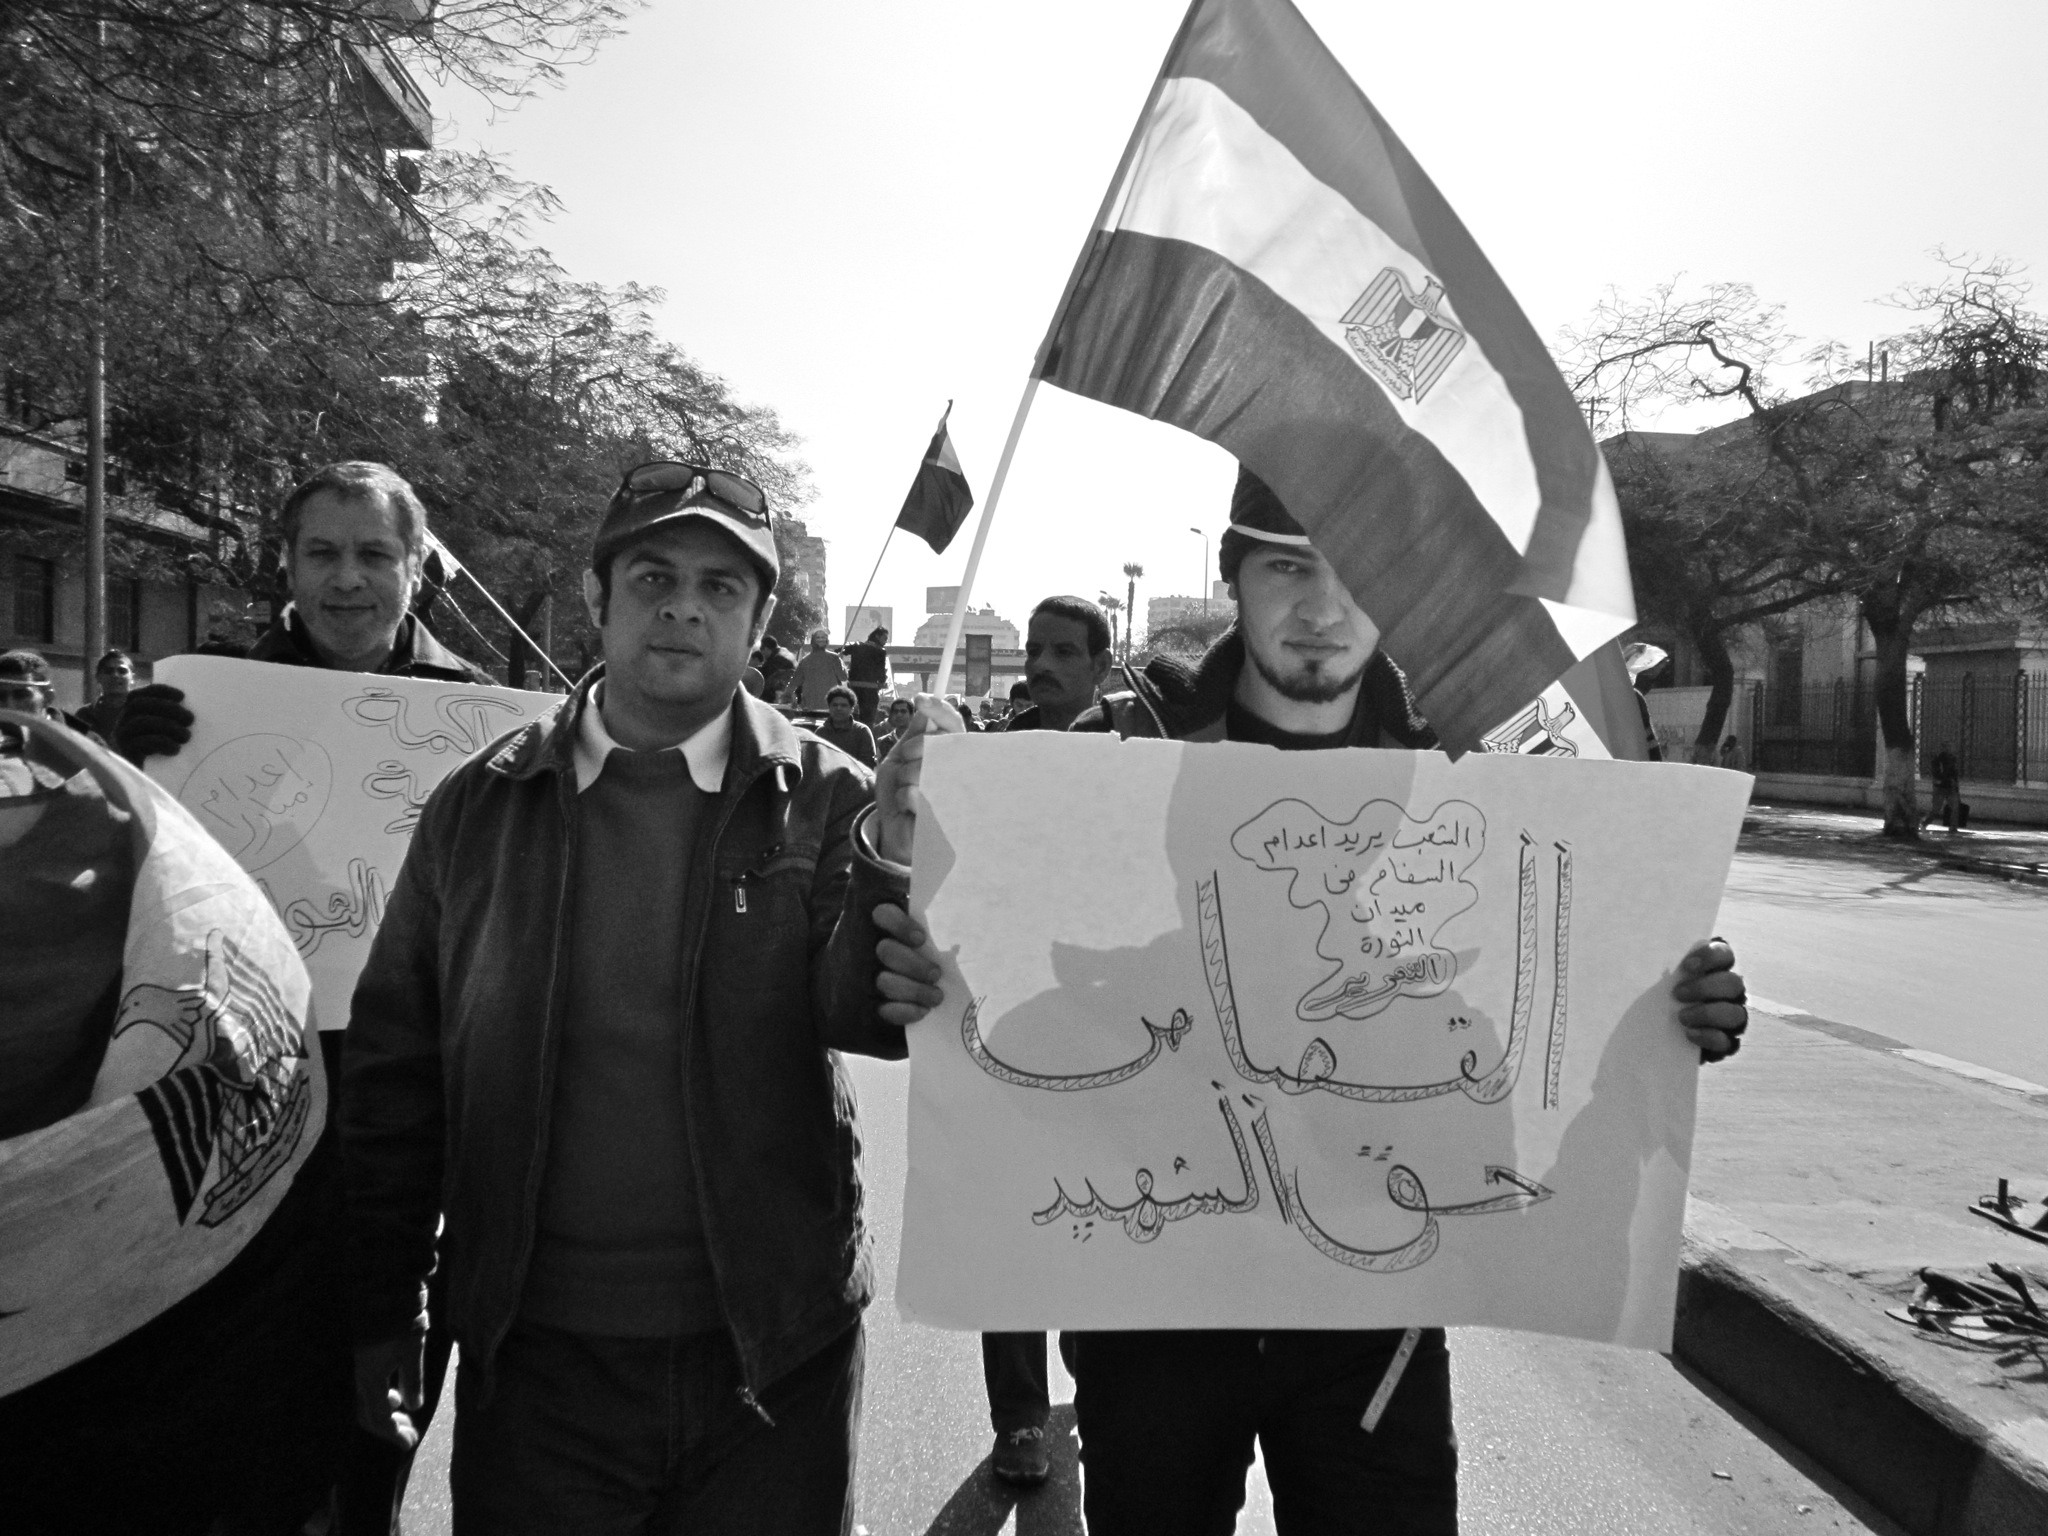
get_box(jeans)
[450,1320,862,1536]
[1067,1328,1457,1536]
[980,1331,1049,1434]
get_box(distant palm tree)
[1098,592,1122,659]
[1121,562,1144,661]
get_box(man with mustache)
[107,461,491,1535]
[343,463,935,1531]
[1005,595,1114,736]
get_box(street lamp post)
[1190,526,1207,618]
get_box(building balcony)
[350,41,433,152]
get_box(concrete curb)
[1675,1230,2048,1536]
[1932,852,2048,888]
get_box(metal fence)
[1749,680,1878,777]
[1749,672,2048,784]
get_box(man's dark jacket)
[1074,628,1437,749]
[250,606,495,685]
[341,677,908,1402]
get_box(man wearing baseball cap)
[342,461,940,1531]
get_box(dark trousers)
[1931,783,1963,832]
[1066,1328,1457,1536]
[0,1123,354,1536]
[980,1331,1049,1434]
[337,1283,455,1535]
[850,685,881,727]
[451,1320,862,1536]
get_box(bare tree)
[1561,263,2048,833]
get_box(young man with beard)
[877,468,1750,1534]
[343,464,938,1532]
[1005,596,1114,735]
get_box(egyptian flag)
[894,402,976,555]
[1034,0,1636,752]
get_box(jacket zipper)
[685,765,787,1408]
[730,841,783,915]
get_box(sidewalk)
[1743,801,2048,887]
[1678,1003,2048,1536]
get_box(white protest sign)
[149,657,558,1029]
[899,733,1750,1350]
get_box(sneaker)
[991,1424,1050,1485]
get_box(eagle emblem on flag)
[1341,269,1467,403]
[1480,696,1580,758]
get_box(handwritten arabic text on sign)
[898,734,1750,1349]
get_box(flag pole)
[929,7,1199,698]
[843,523,898,644]
[932,376,1039,697]
[426,533,576,690]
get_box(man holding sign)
[343,464,935,1532]
[113,460,495,1535]
[871,470,1749,1534]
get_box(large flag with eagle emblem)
[1033,0,1636,752]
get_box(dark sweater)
[814,719,877,768]
[521,748,721,1336]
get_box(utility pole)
[83,16,109,684]
[540,593,555,690]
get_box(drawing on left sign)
[178,733,333,872]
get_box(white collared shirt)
[572,682,732,795]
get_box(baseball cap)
[593,462,780,590]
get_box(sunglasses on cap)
[616,462,770,527]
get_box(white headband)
[1226,519,1313,545]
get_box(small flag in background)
[1032,0,1637,752]
[895,402,976,555]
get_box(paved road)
[399,833,2033,1533]
[1714,847,2048,1086]
[401,1045,1897,1535]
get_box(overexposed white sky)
[445,0,2048,641]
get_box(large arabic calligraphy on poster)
[149,657,557,1031]
[898,733,1750,1350]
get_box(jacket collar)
[486,665,807,791]
[253,606,471,676]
